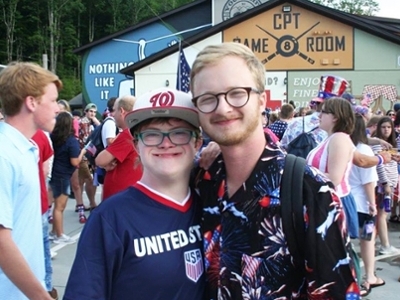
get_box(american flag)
[85,141,97,156]
[176,47,191,92]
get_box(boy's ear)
[195,135,203,152]
[132,139,140,156]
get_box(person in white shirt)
[349,114,384,296]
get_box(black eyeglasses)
[321,109,333,114]
[192,87,260,114]
[135,128,196,147]
[388,113,395,116]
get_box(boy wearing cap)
[64,88,205,300]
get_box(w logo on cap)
[149,91,175,107]
[184,249,204,283]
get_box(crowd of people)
[0,43,399,299]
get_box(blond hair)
[0,62,63,116]
[190,43,265,93]
[117,95,136,112]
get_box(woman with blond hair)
[57,99,71,112]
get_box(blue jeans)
[42,211,53,291]
[49,177,71,198]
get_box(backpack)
[84,117,115,166]
[281,154,361,284]
[286,117,318,159]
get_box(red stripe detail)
[133,183,192,213]
[338,80,348,96]
[325,76,334,94]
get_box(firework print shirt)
[196,134,360,300]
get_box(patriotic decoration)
[84,141,97,156]
[184,249,204,283]
[316,75,349,100]
[345,282,361,300]
[176,46,191,93]
[362,85,398,102]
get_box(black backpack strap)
[281,154,306,263]
[307,126,319,133]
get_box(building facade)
[76,0,400,112]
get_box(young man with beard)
[0,62,61,300]
[64,88,205,299]
[190,43,360,299]
[95,95,142,200]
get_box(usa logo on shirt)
[184,249,204,282]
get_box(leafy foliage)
[310,0,379,15]
[0,0,194,100]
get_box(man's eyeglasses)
[192,87,260,114]
[135,129,196,147]
[388,113,395,117]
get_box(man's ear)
[25,96,37,113]
[258,90,266,113]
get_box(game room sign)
[223,3,354,70]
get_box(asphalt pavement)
[51,188,400,299]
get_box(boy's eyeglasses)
[135,129,196,146]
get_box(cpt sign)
[149,91,175,107]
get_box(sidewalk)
[51,189,400,299]
[51,189,101,298]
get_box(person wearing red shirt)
[32,130,58,299]
[96,95,142,201]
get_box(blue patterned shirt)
[281,112,327,148]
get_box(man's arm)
[197,141,220,170]
[367,137,392,149]
[96,149,117,171]
[0,227,52,300]
[353,150,391,168]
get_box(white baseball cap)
[125,88,199,129]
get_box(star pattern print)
[176,47,191,93]
[196,133,360,300]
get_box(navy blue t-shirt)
[51,135,80,179]
[64,184,205,300]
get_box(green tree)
[0,0,195,100]
[311,0,379,15]
[0,0,20,61]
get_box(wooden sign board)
[223,3,354,70]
